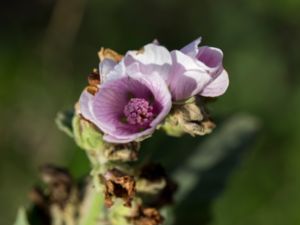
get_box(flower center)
[123,98,154,126]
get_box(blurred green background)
[1,0,300,224]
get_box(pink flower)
[117,39,229,101]
[174,37,229,99]
[79,39,228,143]
[79,66,172,143]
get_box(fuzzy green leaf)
[55,110,75,138]
[14,208,30,225]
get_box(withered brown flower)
[86,69,100,95]
[104,142,140,162]
[137,163,177,207]
[102,169,136,208]
[39,164,73,207]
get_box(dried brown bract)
[130,206,164,225]
[28,165,80,225]
[28,186,51,225]
[88,69,100,86]
[104,142,140,162]
[98,47,123,62]
[137,163,177,207]
[86,69,100,95]
[163,97,216,137]
[39,164,73,207]
[103,169,136,208]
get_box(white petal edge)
[79,90,98,123]
[200,69,229,97]
[125,43,172,66]
[99,59,117,84]
[180,37,202,57]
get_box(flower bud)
[72,114,104,152]
[162,99,215,137]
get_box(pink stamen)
[123,98,154,126]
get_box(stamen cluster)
[123,98,154,126]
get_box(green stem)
[79,185,105,225]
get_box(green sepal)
[161,114,186,137]
[108,199,134,225]
[172,96,195,105]
[72,114,105,152]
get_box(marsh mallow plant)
[15,38,229,225]
[79,38,228,142]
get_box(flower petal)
[180,37,202,57]
[169,50,211,101]
[79,90,97,123]
[129,72,172,128]
[99,59,117,84]
[124,43,172,80]
[200,69,229,97]
[171,50,205,71]
[102,60,127,83]
[126,43,172,66]
[92,78,134,132]
[197,46,223,75]
[92,74,171,143]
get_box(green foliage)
[2,0,300,224]
[14,208,30,225]
[56,110,75,138]
[173,114,260,202]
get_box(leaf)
[55,110,75,138]
[14,208,30,225]
[172,114,261,225]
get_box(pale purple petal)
[171,50,204,71]
[130,72,172,128]
[126,43,172,66]
[200,69,229,97]
[196,46,223,75]
[99,59,117,84]
[79,90,98,124]
[169,50,211,101]
[124,62,141,77]
[92,78,143,132]
[103,60,126,83]
[103,133,145,143]
[180,37,202,57]
[179,39,229,98]
[91,73,171,143]
[124,43,172,80]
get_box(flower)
[114,42,201,101]
[123,43,172,82]
[79,39,228,143]
[171,37,229,100]
[79,70,172,143]
[98,42,172,85]
[111,39,228,101]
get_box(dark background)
[1,0,300,224]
